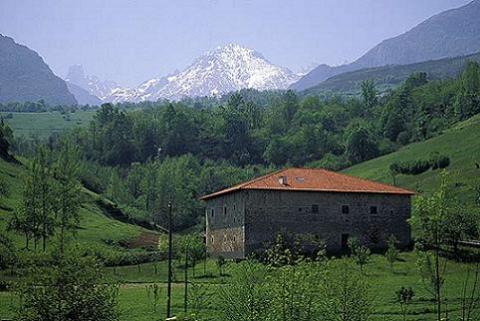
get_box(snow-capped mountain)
[107,44,300,103]
[65,65,120,101]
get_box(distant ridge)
[0,34,77,105]
[291,0,480,91]
[303,51,480,96]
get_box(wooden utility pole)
[184,244,188,313]
[166,201,173,319]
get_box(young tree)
[54,145,82,254]
[7,207,34,249]
[361,79,378,112]
[385,235,400,271]
[396,286,415,321]
[460,263,480,321]
[321,260,372,321]
[348,237,371,273]
[216,256,226,277]
[410,172,450,321]
[34,146,56,251]
[217,260,271,321]
[268,262,324,321]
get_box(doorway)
[341,233,350,251]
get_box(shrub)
[429,153,450,170]
[390,159,431,176]
[15,254,119,321]
[397,131,411,145]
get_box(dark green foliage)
[0,117,13,160]
[345,124,379,163]
[454,61,480,120]
[391,154,450,177]
[430,153,450,170]
[0,230,17,270]
[15,253,119,321]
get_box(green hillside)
[304,52,480,97]
[0,156,156,253]
[344,115,480,200]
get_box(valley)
[1,1,480,321]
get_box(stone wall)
[205,191,246,258]
[244,190,411,254]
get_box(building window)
[233,216,236,223]
[298,207,302,212]
[224,207,227,216]
[211,209,214,217]
[370,206,378,214]
[233,235,236,242]
[342,205,349,214]
[233,204,236,211]
[312,204,319,213]
[211,236,214,244]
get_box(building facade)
[201,168,414,259]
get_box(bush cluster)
[390,153,450,176]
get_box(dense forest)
[4,61,480,231]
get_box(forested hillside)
[5,60,476,232]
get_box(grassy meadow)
[0,252,477,321]
[0,110,95,139]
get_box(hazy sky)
[0,0,472,86]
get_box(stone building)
[200,168,415,259]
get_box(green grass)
[344,115,480,201]
[0,253,476,321]
[103,259,221,284]
[0,110,95,139]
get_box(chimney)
[279,175,288,186]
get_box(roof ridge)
[241,168,287,188]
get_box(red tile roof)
[200,168,415,200]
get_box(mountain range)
[2,0,480,105]
[0,34,77,105]
[291,0,480,91]
[69,44,299,104]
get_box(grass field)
[0,110,95,139]
[344,114,480,202]
[0,252,477,321]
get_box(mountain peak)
[104,45,299,103]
